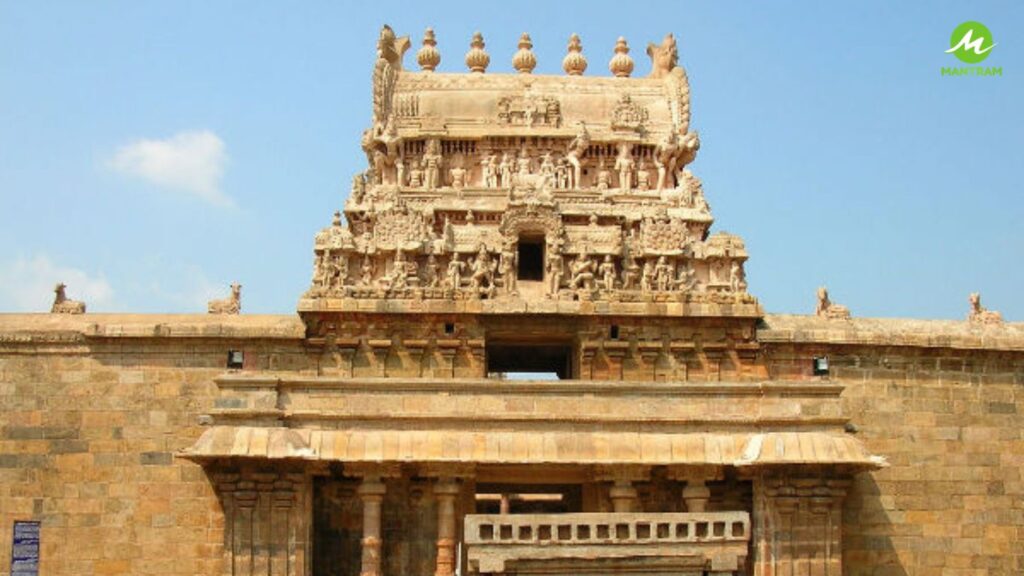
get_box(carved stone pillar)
[594,465,649,513]
[345,464,401,576]
[433,478,460,576]
[209,467,310,576]
[422,464,475,576]
[357,478,386,576]
[668,466,722,513]
[752,472,851,576]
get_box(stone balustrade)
[464,512,749,575]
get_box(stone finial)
[512,32,537,74]
[416,28,441,72]
[968,292,1003,325]
[332,210,342,227]
[208,283,242,315]
[815,286,850,320]
[609,37,634,78]
[562,33,587,75]
[465,31,490,73]
[51,282,85,314]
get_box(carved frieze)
[610,94,649,132]
[563,225,622,255]
[497,95,561,127]
[371,205,433,251]
[639,217,690,255]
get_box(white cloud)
[108,130,232,207]
[0,255,114,312]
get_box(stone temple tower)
[185,26,884,576]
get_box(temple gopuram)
[2,25,1023,576]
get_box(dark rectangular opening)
[517,237,544,281]
[486,342,572,379]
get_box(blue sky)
[1,1,1021,320]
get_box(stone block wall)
[763,340,1024,575]
[2,313,1023,575]
[0,315,310,575]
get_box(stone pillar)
[609,480,639,512]
[422,464,476,576]
[499,494,510,515]
[209,467,310,576]
[682,478,711,512]
[668,466,722,513]
[344,464,401,576]
[594,465,649,513]
[752,472,851,576]
[433,478,460,576]
[357,477,386,576]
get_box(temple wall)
[1,313,1022,575]
[0,315,311,575]
[760,337,1024,575]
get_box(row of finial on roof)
[415,29,638,77]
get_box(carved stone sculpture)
[646,34,679,79]
[208,283,241,315]
[565,122,590,189]
[301,26,758,311]
[50,283,86,314]
[614,143,635,191]
[968,292,1003,325]
[815,287,850,320]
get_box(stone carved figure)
[555,158,569,189]
[599,255,617,291]
[677,262,697,292]
[595,158,611,192]
[516,150,532,176]
[50,283,86,314]
[499,250,516,293]
[654,256,674,291]
[422,139,443,191]
[481,154,498,188]
[547,254,564,295]
[815,287,851,320]
[614,143,635,191]
[968,292,1003,325]
[569,251,596,290]
[408,166,424,188]
[729,261,746,293]
[208,283,241,315]
[360,257,374,287]
[641,259,655,292]
[636,159,651,191]
[654,130,681,192]
[450,165,467,191]
[565,122,590,189]
[469,244,497,297]
[499,153,513,189]
[646,33,679,79]
[425,254,441,288]
[327,253,348,289]
[539,153,555,181]
[446,254,465,290]
[621,254,640,290]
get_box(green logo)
[946,21,996,63]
